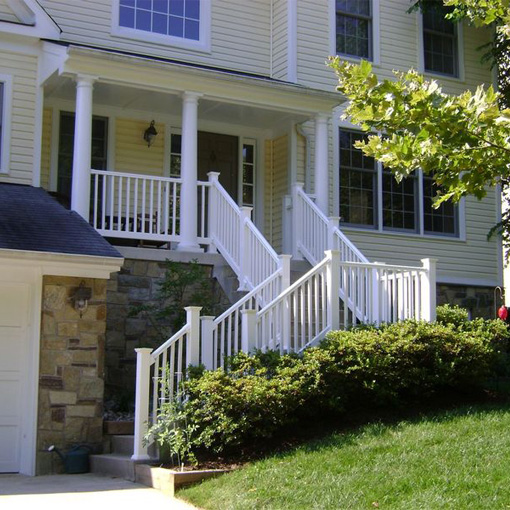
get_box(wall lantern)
[143,120,158,147]
[72,281,92,318]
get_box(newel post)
[238,206,253,290]
[326,250,341,331]
[185,306,202,367]
[328,216,340,251]
[291,182,305,260]
[201,315,215,370]
[371,263,382,326]
[420,258,437,322]
[241,309,257,353]
[207,172,220,253]
[132,347,153,461]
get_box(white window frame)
[0,74,12,174]
[111,0,211,53]
[417,9,464,81]
[336,121,465,240]
[329,0,380,65]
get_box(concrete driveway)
[0,473,199,509]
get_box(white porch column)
[177,91,203,252]
[71,75,95,220]
[314,114,329,215]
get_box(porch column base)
[175,242,204,253]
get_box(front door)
[57,112,108,208]
[198,132,238,201]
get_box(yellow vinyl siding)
[0,0,17,22]
[40,0,271,76]
[264,135,287,253]
[0,50,38,185]
[272,0,288,80]
[40,108,53,190]
[115,118,165,176]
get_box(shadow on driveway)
[0,473,197,509]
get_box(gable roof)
[0,0,60,38]
[0,183,122,259]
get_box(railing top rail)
[151,323,190,360]
[338,260,427,272]
[258,255,331,315]
[332,230,369,263]
[296,187,329,228]
[245,221,280,267]
[296,186,368,264]
[91,169,183,184]
[213,269,283,325]
[211,178,242,218]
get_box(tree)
[329,0,510,245]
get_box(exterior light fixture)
[143,120,158,147]
[72,281,92,318]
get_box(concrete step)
[111,434,135,456]
[89,453,137,481]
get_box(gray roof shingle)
[0,183,122,258]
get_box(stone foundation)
[105,259,230,408]
[36,275,107,475]
[437,283,503,320]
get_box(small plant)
[436,303,469,327]
[130,259,223,341]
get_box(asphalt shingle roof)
[0,183,122,258]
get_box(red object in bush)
[498,305,508,321]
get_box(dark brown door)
[198,132,238,201]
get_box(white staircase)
[131,179,437,460]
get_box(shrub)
[436,304,469,327]
[147,315,510,461]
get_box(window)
[339,129,459,236]
[422,4,458,76]
[170,132,181,177]
[336,0,372,60]
[423,173,458,235]
[113,0,210,51]
[241,140,256,207]
[339,130,377,227]
[382,168,418,231]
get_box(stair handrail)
[293,183,368,265]
[208,172,280,290]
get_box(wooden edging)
[135,463,229,497]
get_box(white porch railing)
[91,170,211,244]
[207,172,281,291]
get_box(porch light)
[72,281,92,318]
[143,120,158,147]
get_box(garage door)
[0,283,29,473]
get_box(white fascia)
[0,249,123,279]
[1,0,60,39]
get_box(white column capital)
[315,113,329,124]
[74,74,98,86]
[182,91,203,103]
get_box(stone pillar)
[314,114,329,215]
[37,276,107,475]
[177,91,203,252]
[71,75,95,220]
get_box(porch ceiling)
[42,43,343,130]
[44,76,310,129]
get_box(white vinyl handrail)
[208,172,280,291]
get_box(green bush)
[147,314,510,462]
[436,304,469,327]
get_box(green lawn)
[179,404,510,509]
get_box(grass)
[179,403,510,509]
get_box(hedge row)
[148,305,510,463]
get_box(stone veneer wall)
[437,284,503,319]
[105,259,230,407]
[37,275,107,475]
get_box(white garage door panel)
[0,283,30,473]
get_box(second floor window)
[336,0,372,60]
[119,0,200,41]
[422,4,458,77]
